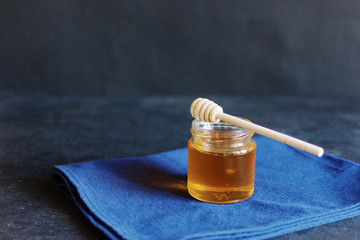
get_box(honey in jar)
[187,119,256,203]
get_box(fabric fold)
[52,136,360,240]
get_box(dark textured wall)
[1,0,360,97]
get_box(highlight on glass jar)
[187,98,325,203]
[187,119,256,203]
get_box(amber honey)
[187,119,256,203]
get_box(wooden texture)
[191,98,324,157]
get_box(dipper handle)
[190,98,324,157]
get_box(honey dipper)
[190,98,324,157]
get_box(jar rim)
[191,118,254,139]
[190,118,255,154]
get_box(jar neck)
[190,119,255,155]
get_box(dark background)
[1,1,360,240]
[1,0,360,98]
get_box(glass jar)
[187,119,256,204]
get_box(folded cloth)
[52,135,360,240]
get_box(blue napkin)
[52,135,360,240]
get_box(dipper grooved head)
[190,98,223,123]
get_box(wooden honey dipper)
[190,98,324,157]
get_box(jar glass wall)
[187,119,256,204]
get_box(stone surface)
[0,95,359,239]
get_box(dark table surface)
[1,94,359,239]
